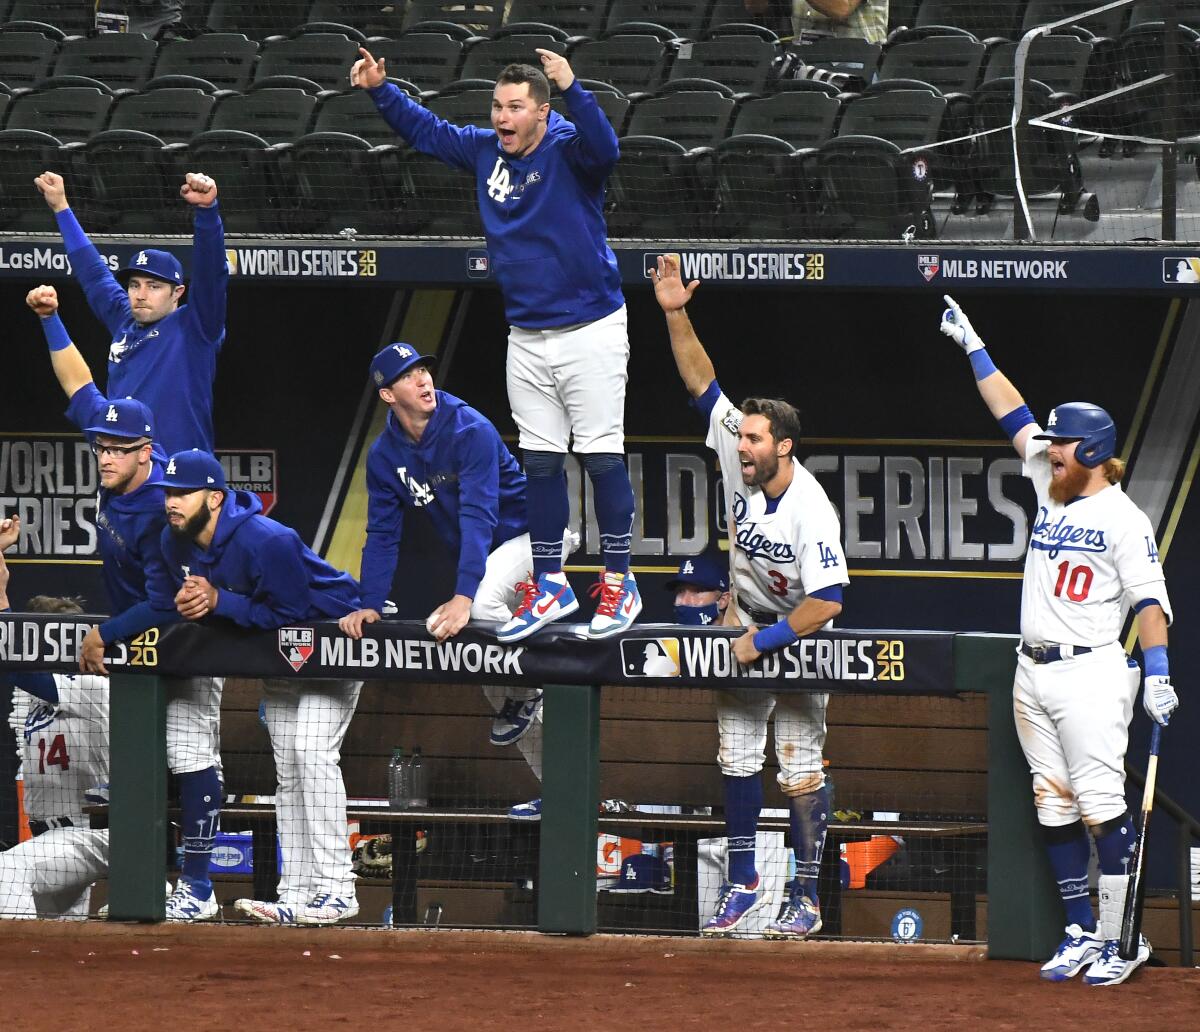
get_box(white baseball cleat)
[164,879,220,922]
[233,898,300,925]
[1040,924,1106,981]
[1082,936,1152,986]
[298,894,360,925]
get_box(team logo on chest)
[1030,506,1108,559]
[487,158,515,203]
[396,466,435,506]
[732,494,797,563]
[24,702,57,740]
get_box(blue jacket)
[370,81,624,329]
[360,392,527,612]
[160,490,361,629]
[64,383,178,644]
[56,203,228,455]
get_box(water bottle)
[822,758,836,816]
[408,746,429,807]
[388,747,408,809]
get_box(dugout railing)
[2,616,1063,958]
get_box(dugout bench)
[0,616,1062,959]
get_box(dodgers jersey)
[701,382,849,617]
[1020,436,1171,646]
[22,674,109,823]
[56,204,227,455]
[370,81,623,329]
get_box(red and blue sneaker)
[700,877,768,936]
[498,572,579,643]
[587,570,642,639]
[764,882,823,939]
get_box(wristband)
[968,347,997,380]
[998,404,1036,441]
[1143,644,1169,677]
[41,312,72,352]
[753,619,800,653]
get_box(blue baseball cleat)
[701,878,768,936]
[491,690,543,746]
[587,571,642,639]
[498,573,579,643]
[764,883,823,940]
[509,797,542,821]
[1040,924,1105,981]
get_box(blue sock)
[724,773,762,886]
[582,453,633,575]
[789,785,829,904]
[523,451,569,578]
[1094,813,1137,875]
[1042,821,1094,930]
[178,767,222,891]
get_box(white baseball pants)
[164,676,224,774]
[716,689,829,794]
[0,827,109,919]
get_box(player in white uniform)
[0,516,109,919]
[653,256,849,939]
[940,296,1177,986]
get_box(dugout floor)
[0,922,1196,1031]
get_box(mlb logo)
[225,249,239,275]
[466,250,490,278]
[620,637,680,678]
[279,627,314,672]
[917,254,939,282]
[1162,257,1200,284]
[644,252,681,278]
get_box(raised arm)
[652,254,716,399]
[939,295,1038,459]
[180,172,228,346]
[26,285,93,399]
[539,50,620,172]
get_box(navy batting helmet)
[1033,402,1117,467]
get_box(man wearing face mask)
[667,554,730,627]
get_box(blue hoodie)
[359,391,527,612]
[160,490,361,629]
[55,203,228,456]
[370,80,624,330]
[64,383,178,644]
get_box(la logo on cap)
[166,458,177,475]
[135,251,149,266]
[393,344,412,359]
[682,560,694,575]
[105,405,118,423]
[1047,409,1058,427]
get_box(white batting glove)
[1142,674,1178,726]
[939,294,984,354]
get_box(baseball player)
[940,295,1175,986]
[0,516,109,920]
[338,344,574,788]
[652,255,849,939]
[35,170,228,457]
[351,48,642,641]
[24,288,224,924]
[666,553,731,626]
[158,450,364,925]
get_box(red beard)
[1049,461,1093,503]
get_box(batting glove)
[939,294,984,353]
[1142,674,1178,726]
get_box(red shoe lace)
[511,578,540,618]
[589,575,623,617]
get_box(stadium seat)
[254,32,363,93]
[1022,1,1129,39]
[505,0,613,39]
[149,33,260,93]
[605,0,712,40]
[705,0,790,39]
[107,86,217,145]
[569,35,672,96]
[51,33,158,93]
[815,134,937,238]
[549,79,630,132]
[205,0,313,40]
[305,0,409,37]
[877,36,986,96]
[403,1,505,36]
[0,86,112,230]
[5,1,94,37]
[732,89,841,148]
[310,87,405,146]
[607,90,735,235]
[1128,0,1200,32]
[459,35,568,82]
[982,35,1093,95]
[913,0,1023,41]
[1109,21,1200,140]
[667,36,776,94]
[0,30,59,91]
[789,37,882,88]
[424,82,495,128]
[368,34,467,93]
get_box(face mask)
[675,602,720,626]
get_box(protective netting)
[0,1,1194,242]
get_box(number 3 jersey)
[701,382,849,617]
[22,674,109,824]
[1020,436,1171,647]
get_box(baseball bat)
[1118,722,1162,960]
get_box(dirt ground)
[0,923,1196,1032]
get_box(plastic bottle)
[388,748,407,809]
[409,746,428,807]
[822,757,835,816]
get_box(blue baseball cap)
[665,554,729,592]
[83,397,155,440]
[117,248,184,286]
[162,449,226,491]
[369,342,437,389]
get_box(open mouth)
[1051,458,1066,476]
[498,128,516,145]
[419,388,434,404]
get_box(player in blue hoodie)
[25,286,227,924]
[35,170,228,456]
[159,450,364,926]
[351,47,641,642]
